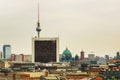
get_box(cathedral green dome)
[62,48,71,55]
[62,48,72,59]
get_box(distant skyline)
[0,0,120,57]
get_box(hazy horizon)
[0,0,120,57]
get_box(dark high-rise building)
[32,38,59,63]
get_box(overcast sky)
[0,0,120,57]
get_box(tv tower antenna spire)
[36,3,41,38]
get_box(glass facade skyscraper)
[3,45,11,59]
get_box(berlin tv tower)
[36,3,41,38]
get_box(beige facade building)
[11,54,32,62]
